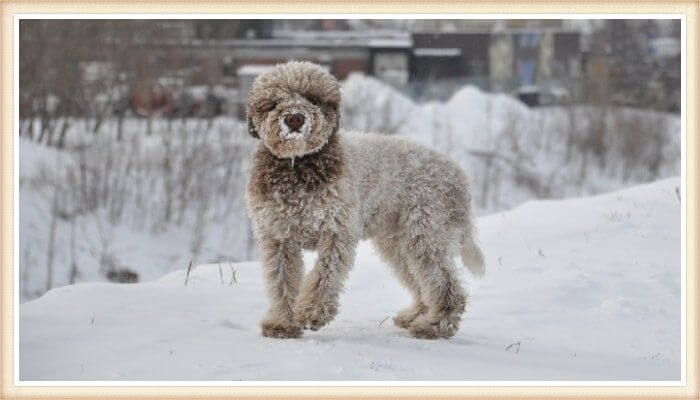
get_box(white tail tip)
[462,239,485,279]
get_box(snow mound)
[19,178,681,381]
[338,74,680,214]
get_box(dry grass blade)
[229,262,237,286]
[506,342,521,353]
[184,260,193,286]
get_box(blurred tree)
[19,20,181,143]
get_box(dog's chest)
[248,142,348,247]
[255,187,338,247]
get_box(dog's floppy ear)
[326,99,340,113]
[246,106,259,139]
[326,80,342,113]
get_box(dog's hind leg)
[373,236,426,329]
[404,229,467,339]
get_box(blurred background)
[18,19,681,301]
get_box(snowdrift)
[19,178,681,381]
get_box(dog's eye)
[306,95,322,107]
[257,101,277,113]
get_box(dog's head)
[246,61,341,159]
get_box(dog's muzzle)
[279,110,311,140]
[284,113,305,131]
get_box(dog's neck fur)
[252,132,344,194]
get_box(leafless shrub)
[612,110,669,181]
[106,268,139,283]
[341,76,408,135]
[472,109,549,208]
[23,117,254,292]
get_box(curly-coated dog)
[245,61,485,339]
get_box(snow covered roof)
[367,38,412,48]
[237,64,277,76]
[183,38,407,49]
[413,47,462,57]
[275,29,409,41]
[166,30,413,49]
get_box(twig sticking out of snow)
[675,187,681,203]
[218,263,224,285]
[379,316,390,326]
[184,260,193,286]
[506,342,521,354]
[229,263,237,286]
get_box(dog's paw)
[294,301,338,331]
[261,319,303,338]
[407,315,458,339]
[393,303,426,329]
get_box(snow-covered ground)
[19,178,681,381]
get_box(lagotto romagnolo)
[245,61,485,339]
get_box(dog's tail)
[460,226,485,279]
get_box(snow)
[274,30,412,48]
[19,178,681,381]
[367,38,412,48]
[237,64,277,76]
[413,47,463,57]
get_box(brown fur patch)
[249,131,344,198]
[261,320,302,338]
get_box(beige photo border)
[1,1,697,399]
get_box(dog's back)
[339,131,484,274]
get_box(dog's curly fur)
[245,61,485,339]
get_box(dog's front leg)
[260,239,304,338]
[294,229,357,331]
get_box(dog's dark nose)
[284,113,305,131]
